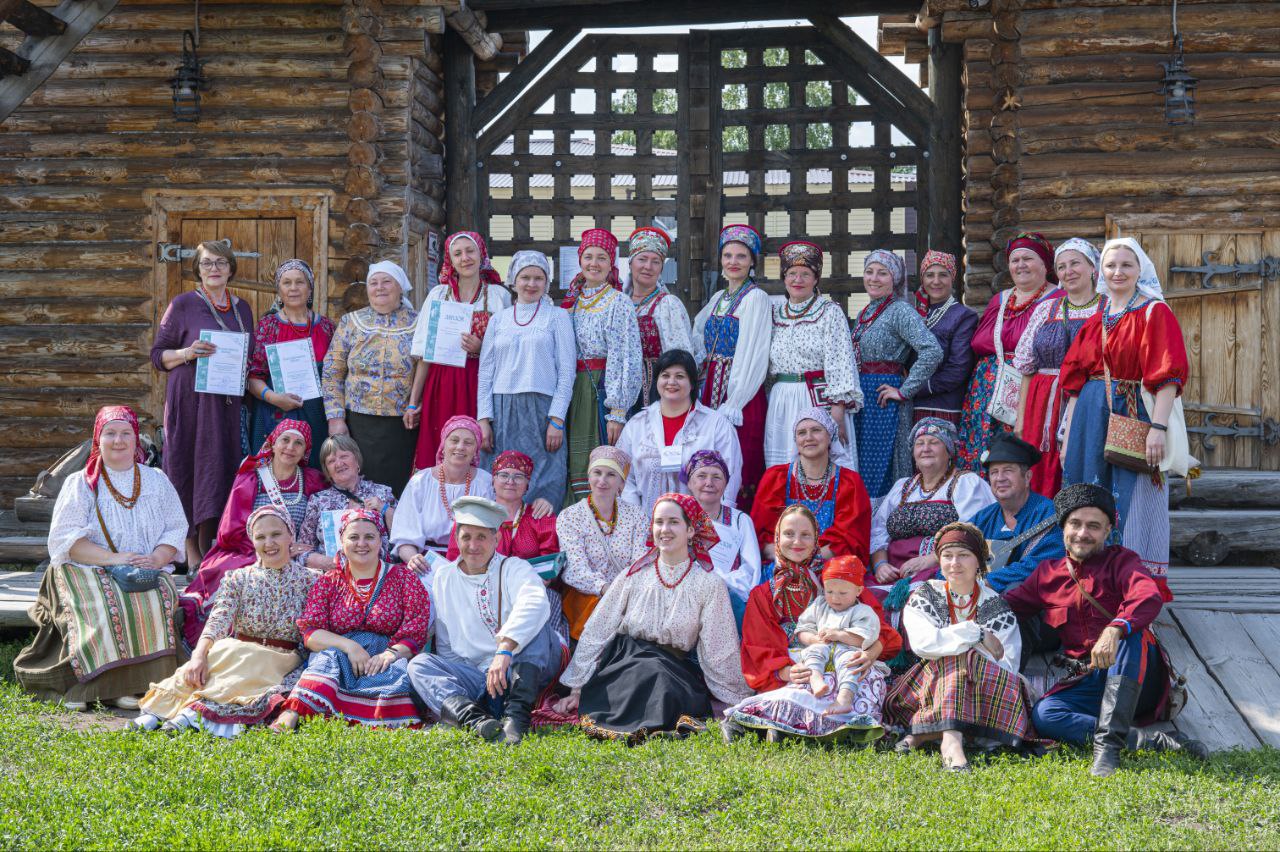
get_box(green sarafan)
[0,645,1277,852]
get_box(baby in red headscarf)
[794,555,882,715]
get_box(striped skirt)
[283,631,421,728]
[564,369,607,507]
[884,648,1036,746]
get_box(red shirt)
[445,507,559,562]
[662,410,689,445]
[751,463,871,564]
[1061,300,1188,396]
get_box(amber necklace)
[102,463,142,510]
[344,561,383,606]
[588,495,617,535]
[200,284,232,313]
[435,465,474,521]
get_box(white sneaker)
[113,695,141,711]
[63,700,88,712]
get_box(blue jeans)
[407,620,560,718]
[1031,633,1163,745]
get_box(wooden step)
[0,0,67,38]
[0,535,46,564]
[1170,508,1280,566]
[1170,469,1280,510]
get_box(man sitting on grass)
[1004,483,1208,777]
[407,496,561,744]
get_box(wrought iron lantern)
[1159,2,1196,125]
[169,30,205,122]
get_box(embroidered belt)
[1037,368,1061,377]
[577,358,607,372]
[861,360,903,374]
[1088,374,1138,386]
[773,369,825,383]
[234,632,298,652]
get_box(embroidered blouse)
[707,505,762,603]
[869,471,995,554]
[477,299,576,422]
[1013,296,1102,376]
[389,466,496,555]
[556,497,649,597]
[247,310,336,383]
[432,552,550,669]
[201,560,317,646]
[296,562,431,654]
[631,286,694,354]
[851,298,943,399]
[903,579,1021,673]
[47,465,188,572]
[971,287,1064,360]
[691,283,773,426]
[297,478,398,564]
[321,305,418,420]
[570,284,643,423]
[769,295,862,407]
[1060,300,1188,396]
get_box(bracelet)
[873,560,891,571]
[546,417,565,431]
[495,649,513,657]
[405,404,420,412]
[1149,422,1168,432]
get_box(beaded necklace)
[654,556,694,590]
[200,283,232,313]
[632,285,663,310]
[1101,291,1142,331]
[924,296,956,330]
[260,464,304,508]
[435,466,474,521]
[344,561,383,606]
[1003,281,1051,321]
[907,466,953,502]
[102,464,141,510]
[780,292,821,321]
[588,494,618,535]
[794,461,833,502]
[852,297,894,363]
[512,299,542,327]
[946,581,979,624]
[771,558,818,622]
[575,283,613,313]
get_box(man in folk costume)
[407,497,561,744]
[964,432,1064,593]
[1004,483,1207,777]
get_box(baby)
[794,555,880,715]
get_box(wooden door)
[165,216,301,321]
[1108,215,1280,471]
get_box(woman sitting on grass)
[553,493,751,742]
[273,508,430,730]
[131,506,316,735]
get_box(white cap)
[451,496,506,530]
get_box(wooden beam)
[0,0,120,123]
[0,0,66,37]
[444,28,478,233]
[472,26,579,132]
[926,25,963,265]
[809,14,937,128]
[485,0,918,30]
[445,4,502,61]
[804,38,928,145]
[476,35,596,154]
[0,44,29,77]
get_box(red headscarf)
[237,419,312,475]
[439,231,503,301]
[85,405,145,491]
[915,249,958,316]
[436,415,483,467]
[631,492,719,575]
[1006,232,1058,284]
[770,504,821,623]
[821,554,867,587]
[493,450,534,478]
[564,228,621,306]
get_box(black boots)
[499,663,542,745]
[439,695,502,742]
[1091,676,1141,777]
[1128,727,1211,760]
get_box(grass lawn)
[2,634,1278,851]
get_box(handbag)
[985,290,1021,426]
[94,488,162,593]
[1099,311,1159,475]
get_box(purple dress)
[912,300,978,423]
[150,291,255,532]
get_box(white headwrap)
[1054,238,1100,271]
[1096,238,1163,301]
[366,260,413,309]
[506,250,554,303]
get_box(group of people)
[12,225,1207,777]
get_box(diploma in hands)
[412,299,473,368]
[265,339,323,401]
[193,329,249,397]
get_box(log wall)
[0,0,445,504]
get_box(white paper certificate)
[265,339,322,401]
[194,329,248,397]
[412,299,473,368]
[319,510,344,556]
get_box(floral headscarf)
[1006,232,1058,285]
[273,259,315,310]
[245,504,295,539]
[339,506,386,539]
[679,449,729,485]
[915,250,958,316]
[85,405,145,492]
[493,450,534,478]
[719,224,762,258]
[237,419,312,476]
[780,240,823,277]
[628,226,671,261]
[1054,238,1100,272]
[631,492,719,574]
[865,249,907,299]
[1096,237,1164,302]
[564,228,621,305]
[436,415,483,467]
[910,416,958,459]
[770,503,821,623]
[440,232,503,301]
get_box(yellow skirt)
[140,637,300,720]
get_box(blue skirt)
[287,631,420,727]
[1062,378,1140,538]
[854,372,906,500]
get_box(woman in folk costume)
[179,419,325,646]
[850,249,943,500]
[476,250,575,506]
[562,228,643,504]
[956,233,1063,471]
[1059,238,1192,599]
[624,225,694,415]
[1013,238,1105,498]
[682,450,761,629]
[409,231,511,471]
[692,224,773,505]
[15,406,186,711]
[911,250,978,426]
[763,240,862,469]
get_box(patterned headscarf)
[780,240,823,277]
[506,250,553,296]
[587,445,631,481]
[274,259,314,288]
[1096,237,1164,302]
[436,415,483,467]
[628,226,671,260]
[339,506,386,539]
[1006,232,1058,284]
[770,504,821,623]
[910,416,958,459]
[679,449,729,485]
[719,224,762,258]
[85,405,145,492]
[493,450,534,478]
[1054,238,1100,273]
[865,249,907,299]
[565,228,621,304]
[632,492,719,574]
[439,232,503,301]
[916,250,958,316]
[245,504,295,539]
[793,405,838,444]
[238,418,312,475]
[367,260,413,309]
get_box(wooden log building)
[0,0,1276,510]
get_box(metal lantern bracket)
[168,29,206,122]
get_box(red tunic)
[296,563,431,655]
[1003,546,1163,660]
[740,582,903,692]
[750,463,871,564]
[971,286,1063,359]
[1060,300,1188,397]
[444,508,559,562]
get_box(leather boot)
[1091,676,1141,778]
[439,695,502,742]
[720,716,746,745]
[499,663,543,745]
[1127,727,1211,760]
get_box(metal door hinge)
[157,237,261,264]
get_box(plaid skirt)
[884,648,1036,746]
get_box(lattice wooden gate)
[463,24,936,312]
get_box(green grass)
[1,634,1278,851]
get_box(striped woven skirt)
[564,369,607,507]
[283,630,421,727]
[884,648,1035,746]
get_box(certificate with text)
[412,299,473,368]
[266,338,322,401]
[194,330,249,397]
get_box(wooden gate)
[459,23,937,312]
[1109,214,1280,471]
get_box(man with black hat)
[968,432,1065,593]
[1004,483,1207,776]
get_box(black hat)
[1053,483,1117,528]
[981,431,1042,469]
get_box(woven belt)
[1037,368,1061,377]
[235,632,297,652]
[577,358,607,372]
[861,361,903,374]
[773,369,825,383]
